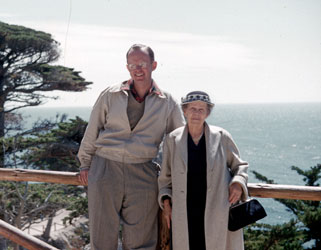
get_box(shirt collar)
[120,79,162,96]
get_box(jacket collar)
[112,79,164,97]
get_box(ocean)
[21,103,321,225]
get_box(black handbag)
[228,198,267,231]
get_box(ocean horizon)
[20,102,321,225]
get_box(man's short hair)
[126,44,155,63]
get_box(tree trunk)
[0,110,4,138]
[13,183,27,250]
[0,101,5,168]
[0,95,5,138]
[42,213,55,242]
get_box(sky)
[1,0,321,107]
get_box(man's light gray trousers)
[88,155,159,250]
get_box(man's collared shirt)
[120,79,162,103]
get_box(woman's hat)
[181,91,214,107]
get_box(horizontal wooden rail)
[0,168,80,185]
[248,183,321,201]
[0,219,58,250]
[1,168,321,201]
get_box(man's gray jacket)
[78,81,185,168]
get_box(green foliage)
[69,221,90,247]
[1,116,87,171]
[0,181,84,227]
[0,116,89,247]
[245,164,321,249]
[291,165,321,187]
[245,220,305,250]
[0,21,56,53]
[22,116,87,171]
[63,195,88,225]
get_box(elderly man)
[78,44,184,250]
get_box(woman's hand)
[163,199,172,229]
[79,169,89,186]
[229,183,243,205]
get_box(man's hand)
[229,182,243,205]
[79,169,89,186]
[163,199,172,229]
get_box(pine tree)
[244,164,321,249]
[0,21,91,141]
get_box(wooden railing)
[1,167,321,250]
[1,168,321,201]
[0,219,58,250]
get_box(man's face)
[127,49,157,85]
[183,101,209,126]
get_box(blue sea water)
[21,103,321,225]
[210,103,321,225]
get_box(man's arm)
[166,97,185,134]
[78,91,108,184]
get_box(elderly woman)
[158,91,249,250]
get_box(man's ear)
[152,61,157,71]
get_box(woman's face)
[183,101,209,126]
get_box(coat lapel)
[177,125,189,171]
[205,123,222,171]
